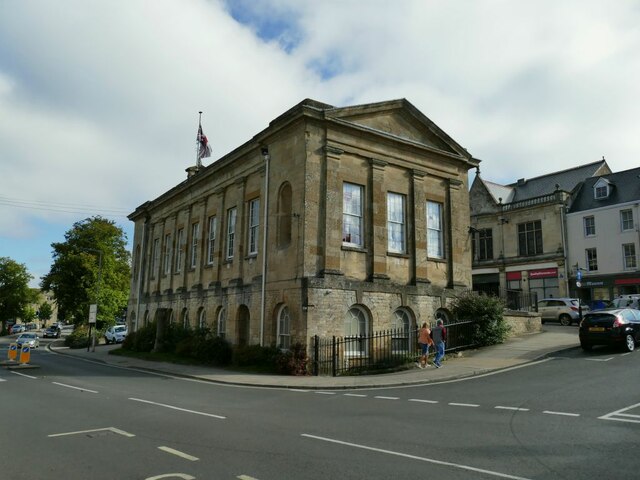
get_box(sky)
[1,0,638,287]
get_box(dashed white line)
[585,357,614,362]
[52,382,98,393]
[302,434,533,480]
[129,397,226,419]
[11,371,37,379]
[495,406,530,412]
[158,446,199,461]
[344,393,367,397]
[375,396,399,400]
[315,391,336,395]
[543,410,580,417]
[409,399,439,404]
[449,402,480,408]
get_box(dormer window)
[593,178,611,199]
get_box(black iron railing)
[311,320,478,376]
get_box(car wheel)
[580,341,592,351]
[105,338,110,345]
[624,334,635,352]
[559,314,572,326]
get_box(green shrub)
[122,321,156,352]
[452,291,510,346]
[232,344,280,369]
[276,343,309,375]
[152,323,192,353]
[194,336,233,366]
[65,324,90,349]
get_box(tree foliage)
[0,257,34,335]
[41,216,131,325]
[38,302,53,324]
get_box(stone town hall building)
[127,99,479,349]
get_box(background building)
[128,99,478,349]
[469,160,610,304]
[566,167,640,302]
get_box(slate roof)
[568,166,640,213]
[481,179,515,204]
[507,160,609,202]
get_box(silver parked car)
[16,332,40,349]
[537,298,589,326]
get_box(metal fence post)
[312,335,319,376]
[332,335,337,377]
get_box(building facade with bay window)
[565,167,640,302]
[127,99,478,349]
[469,160,611,303]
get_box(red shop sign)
[615,278,640,285]
[528,268,558,279]
[506,271,522,280]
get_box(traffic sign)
[89,304,97,324]
[576,281,582,288]
[8,343,17,361]
[577,270,582,281]
[19,345,30,364]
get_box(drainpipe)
[260,147,270,347]
[135,214,149,332]
[560,203,570,297]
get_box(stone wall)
[503,310,541,337]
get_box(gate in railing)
[311,320,478,376]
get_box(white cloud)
[0,0,638,283]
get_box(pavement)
[45,327,580,389]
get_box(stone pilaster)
[369,158,389,280]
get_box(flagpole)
[196,111,203,169]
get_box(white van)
[612,295,640,309]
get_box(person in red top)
[430,319,447,368]
[417,322,434,368]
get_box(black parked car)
[579,308,640,352]
[43,325,61,338]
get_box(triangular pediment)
[325,99,469,158]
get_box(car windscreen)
[114,326,127,332]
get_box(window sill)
[387,251,409,259]
[342,245,367,253]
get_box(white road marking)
[585,357,614,362]
[449,402,480,408]
[374,396,399,400]
[599,402,640,424]
[49,427,135,438]
[543,410,580,417]
[52,382,98,393]
[237,476,260,480]
[302,434,533,480]
[290,389,310,392]
[11,371,37,379]
[146,474,195,480]
[409,399,439,404]
[495,406,530,411]
[344,393,367,397]
[158,446,199,461]
[0,378,5,382]
[314,391,336,395]
[129,397,226,419]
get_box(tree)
[0,257,34,335]
[38,302,53,325]
[41,216,131,326]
